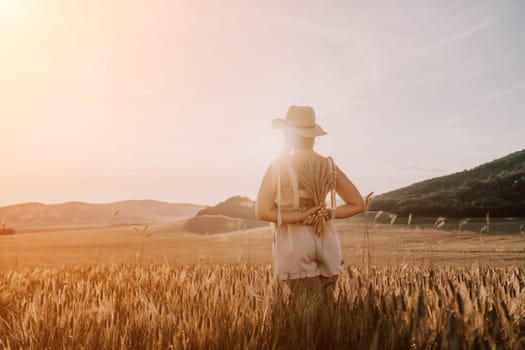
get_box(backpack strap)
[275,160,282,227]
[281,157,300,210]
[274,154,300,228]
[328,157,337,220]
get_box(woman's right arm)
[328,168,365,219]
[255,163,321,224]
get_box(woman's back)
[275,150,336,210]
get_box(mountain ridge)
[369,149,525,217]
[0,199,206,228]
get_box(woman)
[255,105,365,309]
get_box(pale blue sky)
[1,0,524,206]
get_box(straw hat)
[272,105,327,137]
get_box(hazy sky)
[1,0,524,206]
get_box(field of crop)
[0,263,524,349]
[1,219,525,349]
[1,218,525,268]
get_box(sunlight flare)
[0,0,20,21]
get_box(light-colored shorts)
[272,221,343,280]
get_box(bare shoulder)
[269,155,284,172]
[264,157,285,179]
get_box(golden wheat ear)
[389,214,398,225]
[364,192,374,211]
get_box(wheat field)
[1,220,525,349]
[1,262,524,349]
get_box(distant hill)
[184,196,267,234]
[184,215,267,234]
[369,149,525,217]
[0,200,205,227]
[196,196,257,220]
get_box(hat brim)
[272,118,327,137]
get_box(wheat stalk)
[363,192,374,281]
[433,217,446,230]
[458,219,468,239]
[389,214,398,225]
[297,158,335,237]
[458,219,468,232]
[374,211,383,226]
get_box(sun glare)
[0,0,20,21]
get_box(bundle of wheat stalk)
[298,158,335,237]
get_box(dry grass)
[0,263,523,349]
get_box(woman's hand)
[301,204,329,225]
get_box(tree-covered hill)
[369,149,525,217]
[184,196,266,234]
[196,196,257,220]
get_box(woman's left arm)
[327,168,365,219]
